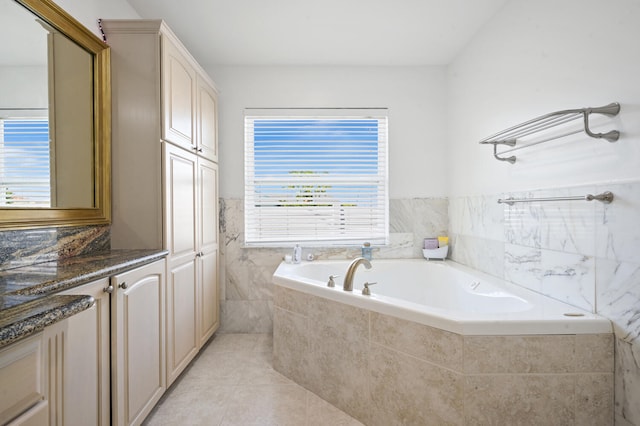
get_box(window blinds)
[244,109,388,246]
[0,119,51,207]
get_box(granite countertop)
[0,249,168,348]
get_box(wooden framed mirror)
[0,0,110,229]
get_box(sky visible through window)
[0,119,50,206]
[252,118,379,206]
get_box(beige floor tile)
[144,333,360,426]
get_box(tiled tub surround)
[0,248,168,348]
[449,180,640,425]
[273,284,614,425]
[218,197,448,333]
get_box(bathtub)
[272,258,611,335]
[272,258,614,424]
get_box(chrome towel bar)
[498,191,614,205]
[480,103,620,164]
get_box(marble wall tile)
[272,307,309,389]
[575,334,615,373]
[368,343,463,426]
[464,374,575,425]
[540,249,595,311]
[448,194,503,240]
[504,243,542,292]
[370,311,463,371]
[449,234,504,278]
[596,257,640,343]
[219,197,449,334]
[575,373,615,426]
[595,181,640,263]
[615,338,640,426]
[464,335,575,374]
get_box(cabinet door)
[164,142,200,384]
[161,34,196,150]
[111,260,166,426]
[61,278,111,426]
[196,76,218,162]
[198,158,220,345]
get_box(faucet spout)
[343,257,372,291]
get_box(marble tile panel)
[305,323,370,423]
[272,286,310,315]
[449,234,504,279]
[464,374,575,425]
[615,338,640,425]
[575,334,615,373]
[575,373,614,426]
[219,300,273,333]
[368,343,463,426]
[307,295,369,342]
[540,249,595,311]
[272,307,309,389]
[464,335,575,374]
[448,194,503,240]
[595,181,640,263]
[504,243,543,292]
[370,311,463,371]
[376,232,414,259]
[596,257,640,343]
[390,197,448,258]
[503,193,542,248]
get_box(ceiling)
[124,0,509,67]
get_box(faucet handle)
[327,275,340,287]
[362,281,377,295]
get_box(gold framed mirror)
[0,0,110,229]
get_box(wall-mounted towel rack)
[479,102,620,163]
[498,191,614,205]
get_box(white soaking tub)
[272,258,611,335]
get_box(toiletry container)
[292,244,302,263]
[361,242,372,261]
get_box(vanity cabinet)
[0,333,47,425]
[104,19,220,388]
[60,259,166,426]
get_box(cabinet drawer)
[0,334,45,424]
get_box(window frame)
[244,108,389,247]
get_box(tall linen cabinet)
[103,20,220,386]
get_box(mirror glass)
[0,0,94,208]
[0,0,110,229]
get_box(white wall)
[206,66,448,199]
[448,0,640,196]
[0,67,47,109]
[54,0,140,38]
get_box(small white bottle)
[292,244,302,264]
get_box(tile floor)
[143,333,363,426]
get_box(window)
[244,108,388,246]
[0,118,51,207]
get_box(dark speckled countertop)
[0,249,168,348]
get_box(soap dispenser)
[292,244,302,264]
[361,242,372,261]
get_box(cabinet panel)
[111,260,166,426]
[161,35,195,150]
[166,259,198,385]
[164,143,197,260]
[199,249,219,345]
[197,77,218,162]
[0,334,45,425]
[6,401,48,426]
[199,159,218,252]
[62,278,111,426]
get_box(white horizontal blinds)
[245,109,388,245]
[0,118,51,207]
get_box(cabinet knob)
[103,285,114,293]
[119,282,128,289]
[197,148,203,153]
